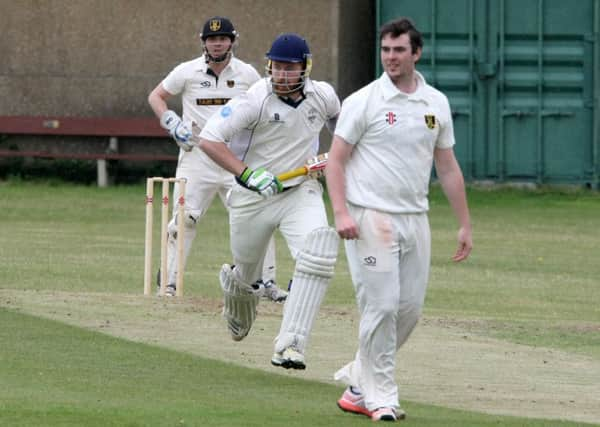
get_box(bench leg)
[97,159,108,187]
[97,137,119,187]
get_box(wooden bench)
[0,115,178,186]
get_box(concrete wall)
[0,0,374,117]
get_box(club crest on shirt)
[227,80,235,88]
[424,114,436,129]
[268,112,284,123]
[307,107,317,123]
[385,112,396,125]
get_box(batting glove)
[160,110,194,152]
[236,167,283,198]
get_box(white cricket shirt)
[334,71,455,213]
[200,77,340,187]
[161,54,260,166]
[162,55,260,128]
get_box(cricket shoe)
[337,386,373,417]
[261,279,288,303]
[371,406,406,422]
[156,269,176,296]
[271,346,305,370]
[336,386,372,418]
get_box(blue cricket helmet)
[266,33,311,63]
[265,33,312,94]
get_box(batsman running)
[198,33,341,369]
[147,16,287,301]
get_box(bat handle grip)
[277,166,308,182]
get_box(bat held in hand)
[277,153,328,182]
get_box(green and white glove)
[236,167,283,198]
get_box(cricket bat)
[277,152,328,182]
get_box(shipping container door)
[495,0,596,184]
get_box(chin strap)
[205,48,232,64]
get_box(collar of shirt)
[380,70,429,104]
[278,92,306,108]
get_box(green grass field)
[1,180,599,426]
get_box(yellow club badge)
[209,19,221,31]
[424,114,436,129]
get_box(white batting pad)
[220,264,259,341]
[275,227,339,353]
[166,214,197,286]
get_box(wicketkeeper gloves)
[160,110,194,152]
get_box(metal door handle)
[541,110,575,118]
[501,110,535,119]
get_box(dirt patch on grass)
[2,289,599,424]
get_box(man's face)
[270,60,304,95]
[204,35,233,59]
[380,33,421,81]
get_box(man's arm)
[199,138,246,176]
[148,83,172,118]
[148,83,194,151]
[434,147,473,262]
[325,135,358,240]
[199,138,282,198]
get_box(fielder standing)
[197,33,341,369]
[148,16,287,301]
[326,18,473,422]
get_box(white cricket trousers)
[226,179,328,286]
[334,205,431,411]
[166,150,276,286]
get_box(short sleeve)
[333,91,366,145]
[319,82,341,120]
[161,63,187,96]
[435,95,455,149]
[245,65,261,86]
